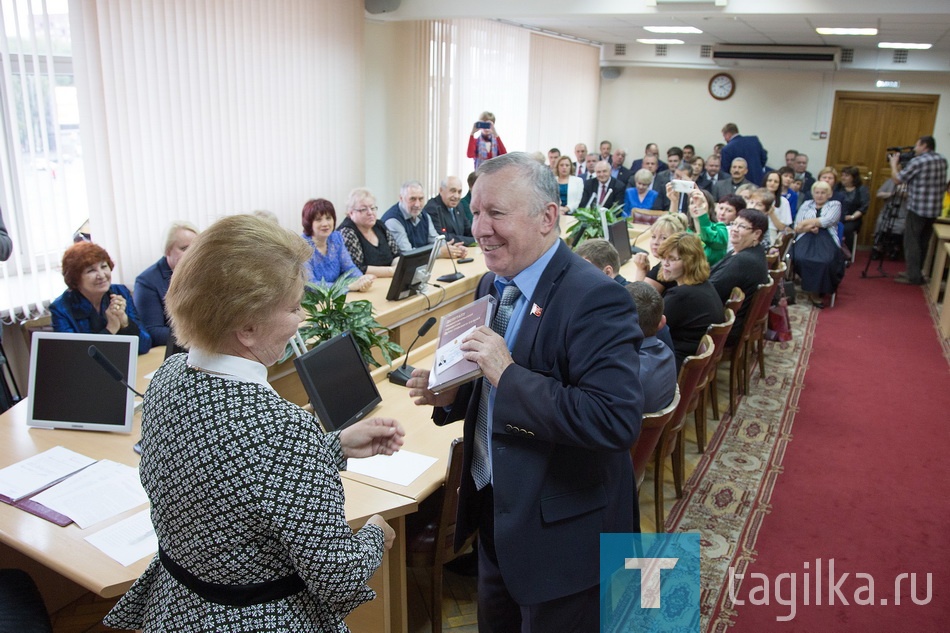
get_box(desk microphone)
[437,249,465,284]
[88,345,145,455]
[88,345,144,398]
[388,316,437,386]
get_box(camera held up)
[887,146,915,168]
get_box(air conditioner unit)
[712,45,840,70]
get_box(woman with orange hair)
[49,242,151,354]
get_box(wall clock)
[708,73,736,100]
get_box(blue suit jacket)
[434,240,644,604]
[639,336,677,413]
[720,134,768,186]
[50,284,151,354]
[134,257,172,347]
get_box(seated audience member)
[794,153,816,203]
[599,139,613,163]
[776,166,799,218]
[382,181,468,259]
[837,166,870,250]
[793,181,844,308]
[584,153,598,180]
[631,143,668,173]
[660,163,696,214]
[713,143,725,156]
[612,148,632,184]
[424,176,475,245]
[652,147,684,198]
[764,171,795,234]
[460,172,476,222]
[692,156,711,192]
[301,198,374,291]
[630,213,689,293]
[749,187,791,247]
[712,157,752,201]
[574,143,589,178]
[134,221,198,347]
[624,169,662,221]
[50,242,151,354]
[554,155,584,214]
[251,209,280,224]
[547,148,561,172]
[682,188,728,266]
[656,232,724,370]
[682,145,696,163]
[626,282,677,412]
[103,214,401,632]
[338,187,400,277]
[582,160,625,209]
[575,238,628,285]
[467,111,506,169]
[702,155,723,192]
[708,208,770,342]
[785,150,798,169]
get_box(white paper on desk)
[85,509,157,567]
[32,460,148,529]
[346,450,438,487]
[0,446,96,502]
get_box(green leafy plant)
[297,274,403,369]
[564,203,624,248]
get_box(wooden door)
[826,91,939,246]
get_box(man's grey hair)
[400,180,424,198]
[475,152,559,216]
[732,157,748,167]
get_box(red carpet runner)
[729,256,950,631]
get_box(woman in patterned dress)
[105,214,404,632]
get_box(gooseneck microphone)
[88,345,144,398]
[437,251,465,283]
[388,316,437,386]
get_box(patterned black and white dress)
[104,351,384,632]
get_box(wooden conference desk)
[0,347,418,633]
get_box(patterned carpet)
[663,298,819,633]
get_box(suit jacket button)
[505,424,513,432]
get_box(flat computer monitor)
[293,331,382,432]
[386,243,435,301]
[607,220,633,266]
[28,332,138,433]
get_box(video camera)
[887,146,915,167]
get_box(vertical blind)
[69,0,365,284]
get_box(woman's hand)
[349,274,375,292]
[688,189,708,218]
[105,294,129,333]
[339,417,405,458]
[632,252,650,275]
[407,368,458,407]
[366,514,396,551]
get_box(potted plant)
[297,273,403,368]
[564,203,624,247]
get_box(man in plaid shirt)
[890,135,948,285]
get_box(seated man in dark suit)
[712,157,753,201]
[382,180,467,258]
[424,176,475,246]
[630,142,669,174]
[134,221,198,347]
[652,146,684,198]
[611,148,632,185]
[582,160,625,209]
[626,281,677,413]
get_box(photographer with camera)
[467,111,507,169]
[889,136,948,285]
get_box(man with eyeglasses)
[424,176,475,246]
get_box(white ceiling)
[370,0,950,61]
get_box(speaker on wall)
[601,67,622,80]
[365,0,401,14]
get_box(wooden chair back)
[724,287,745,319]
[630,387,680,490]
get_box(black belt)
[159,547,306,607]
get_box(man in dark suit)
[712,157,752,201]
[794,153,816,204]
[611,148,632,185]
[408,152,643,632]
[720,122,768,185]
[630,142,669,174]
[582,160,625,209]
[424,176,475,245]
[702,154,723,193]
